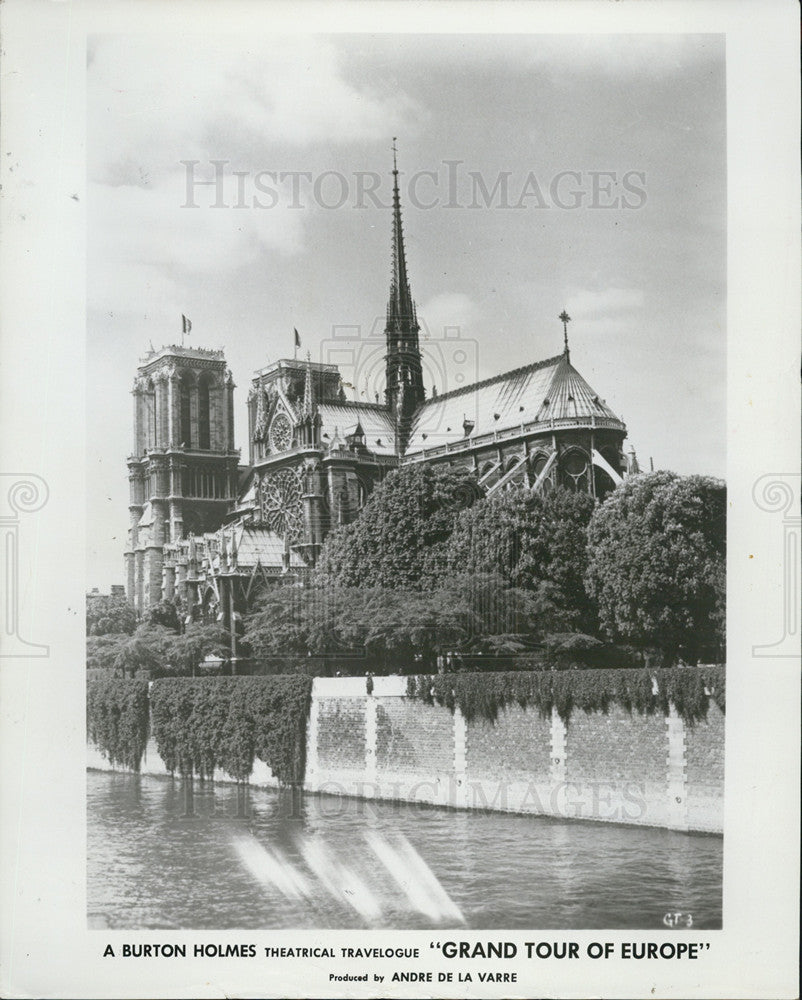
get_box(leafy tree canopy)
[86,633,128,672]
[112,624,173,677]
[144,599,181,633]
[86,595,137,637]
[445,485,597,632]
[165,622,230,677]
[315,464,481,590]
[244,574,559,673]
[584,471,726,663]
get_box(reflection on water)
[87,771,722,930]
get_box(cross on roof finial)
[559,310,571,357]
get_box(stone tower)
[124,344,239,611]
[384,141,426,452]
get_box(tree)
[316,464,481,590]
[243,586,319,662]
[165,622,229,677]
[584,471,726,664]
[112,624,173,678]
[244,574,553,674]
[86,633,127,672]
[445,485,597,632]
[144,599,181,633]
[86,596,137,636]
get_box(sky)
[87,32,726,590]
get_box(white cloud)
[88,166,309,325]
[89,36,422,183]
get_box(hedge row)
[406,665,725,726]
[87,674,150,771]
[149,676,312,784]
[87,675,313,784]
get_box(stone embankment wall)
[87,675,724,834]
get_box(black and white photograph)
[85,30,728,933]
[1,2,799,998]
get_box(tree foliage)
[86,596,137,637]
[144,599,181,633]
[244,574,552,672]
[87,674,150,770]
[111,624,175,677]
[150,676,312,784]
[445,485,597,632]
[316,464,481,589]
[585,472,726,663]
[165,621,229,677]
[86,633,128,672]
[406,663,726,726]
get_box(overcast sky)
[87,32,726,590]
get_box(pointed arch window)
[198,377,211,450]
[179,379,192,448]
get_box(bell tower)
[125,344,239,611]
[384,140,425,452]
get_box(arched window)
[144,379,156,449]
[198,376,211,450]
[529,451,550,493]
[179,378,192,448]
[560,448,589,493]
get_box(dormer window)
[345,421,366,450]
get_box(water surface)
[87,771,722,930]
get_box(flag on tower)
[294,327,300,359]
[182,314,192,335]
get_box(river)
[87,771,722,930]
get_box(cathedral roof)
[404,352,624,456]
[227,523,307,569]
[317,402,397,455]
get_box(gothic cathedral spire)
[384,139,425,445]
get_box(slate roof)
[212,522,306,570]
[317,402,397,455]
[404,352,624,456]
[234,524,306,569]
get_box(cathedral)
[125,150,636,650]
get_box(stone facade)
[125,155,637,626]
[124,346,240,613]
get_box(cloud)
[88,165,312,323]
[89,35,423,184]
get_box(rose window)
[269,412,293,452]
[258,468,304,541]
